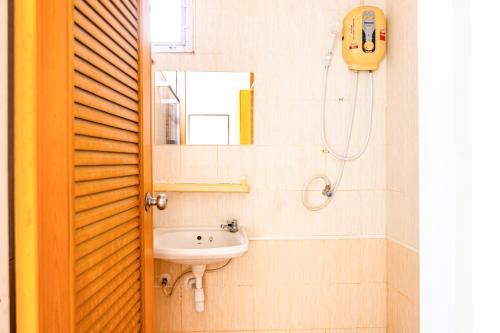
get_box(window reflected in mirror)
[153,71,254,145]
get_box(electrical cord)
[162,258,233,297]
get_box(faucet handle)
[221,219,239,232]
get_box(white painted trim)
[248,234,385,241]
[0,0,10,330]
[386,236,418,253]
[152,0,194,53]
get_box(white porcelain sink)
[154,225,249,265]
[154,225,249,312]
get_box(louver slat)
[72,0,142,331]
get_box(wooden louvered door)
[72,0,152,332]
[14,0,152,332]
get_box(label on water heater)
[362,10,376,53]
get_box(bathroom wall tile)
[291,330,325,333]
[219,239,385,288]
[253,285,293,330]
[320,190,386,236]
[327,144,386,191]
[325,329,385,333]
[386,0,419,247]
[386,0,419,331]
[152,0,390,237]
[285,147,329,191]
[152,0,391,332]
[323,96,386,149]
[386,190,419,250]
[217,193,255,233]
[179,145,219,182]
[217,145,255,182]
[154,286,182,333]
[387,288,419,333]
[287,283,386,329]
[154,259,182,288]
[386,131,418,194]
[154,193,223,227]
[175,282,387,331]
[387,240,419,304]
[180,284,219,331]
[155,239,387,333]
[248,146,327,192]
[154,145,182,182]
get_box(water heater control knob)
[364,41,375,51]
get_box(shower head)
[330,21,342,35]
[325,21,342,59]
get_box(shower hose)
[301,65,374,211]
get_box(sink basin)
[154,225,249,265]
[154,225,249,313]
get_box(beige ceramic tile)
[155,240,387,333]
[386,190,419,249]
[154,192,223,227]
[387,288,419,333]
[387,240,419,304]
[219,239,386,287]
[385,0,419,331]
[386,0,419,249]
[331,144,386,191]
[149,0,410,332]
[179,145,219,182]
[287,283,386,329]
[217,145,255,182]
[325,329,385,333]
[154,286,182,333]
[152,0,391,239]
[250,189,385,237]
[153,145,181,182]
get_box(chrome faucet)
[220,219,239,233]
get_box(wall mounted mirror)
[153,71,254,145]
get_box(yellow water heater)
[342,6,386,71]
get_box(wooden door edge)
[14,0,74,331]
[138,0,154,332]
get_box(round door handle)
[145,192,168,211]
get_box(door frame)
[1,0,11,330]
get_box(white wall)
[0,0,10,330]
[418,0,457,330]
[419,0,500,332]
[470,1,500,332]
[418,0,469,331]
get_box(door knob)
[145,192,168,211]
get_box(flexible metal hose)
[302,65,374,211]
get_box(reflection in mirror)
[154,71,254,145]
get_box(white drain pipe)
[194,277,204,312]
[191,265,206,312]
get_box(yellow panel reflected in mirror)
[153,71,254,145]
